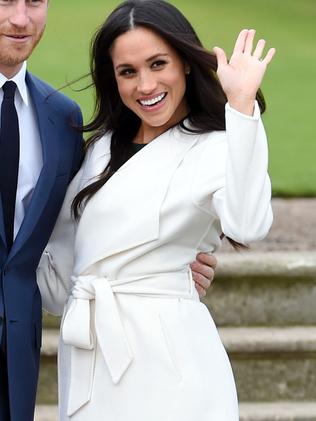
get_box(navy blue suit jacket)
[0,72,84,421]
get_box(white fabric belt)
[61,270,197,416]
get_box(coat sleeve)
[36,165,82,315]
[212,101,273,244]
[37,135,112,315]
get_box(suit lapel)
[0,196,6,248]
[8,73,60,261]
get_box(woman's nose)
[136,70,158,94]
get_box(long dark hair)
[73,0,265,247]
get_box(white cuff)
[225,100,260,120]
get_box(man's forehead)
[0,0,49,4]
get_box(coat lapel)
[8,73,61,261]
[74,126,200,275]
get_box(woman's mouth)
[138,93,167,109]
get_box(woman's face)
[111,26,189,141]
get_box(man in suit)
[0,1,84,420]
[0,2,216,420]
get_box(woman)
[38,1,275,420]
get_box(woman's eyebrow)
[115,53,169,70]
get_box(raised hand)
[213,29,276,115]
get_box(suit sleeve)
[212,101,273,244]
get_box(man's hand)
[191,253,217,298]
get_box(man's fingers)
[196,252,217,269]
[191,253,217,297]
[192,272,207,298]
[192,270,212,290]
[195,284,206,298]
[191,261,215,282]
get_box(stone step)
[43,252,316,329]
[221,198,316,253]
[35,405,57,421]
[38,327,316,403]
[239,402,316,421]
[37,330,58,404]
[203,251,316,326]
[35,402,316,421]
[219,327,316,402]
[42,312,60,329]
[220,326,316,354]
[42,326,316,356]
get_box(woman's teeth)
[139,93,166,107]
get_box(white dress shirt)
[0,62,43,240]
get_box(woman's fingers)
[213,46,228,68]
[244,29,256,54]
[262,47,276,65]
[233,30,274,62]
[232,29,248,54]
[253,39,266,60]
[233,29,276,66]
[215,29,275,104]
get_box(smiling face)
[0,0,48,78]
[111,26,189,143]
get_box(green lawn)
[29,0,316,196]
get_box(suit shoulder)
[27,73,81,116]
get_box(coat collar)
[74,126,200,275]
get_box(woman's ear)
[184,63,191,75]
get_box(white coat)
[37,102,272,421]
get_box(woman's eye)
[119,68,135,77]
[152,60,167,69]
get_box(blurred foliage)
[29,0,316,196]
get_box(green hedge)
[29,0,316,196]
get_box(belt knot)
[61,270,195,416]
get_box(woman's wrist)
[227,94,256,116]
